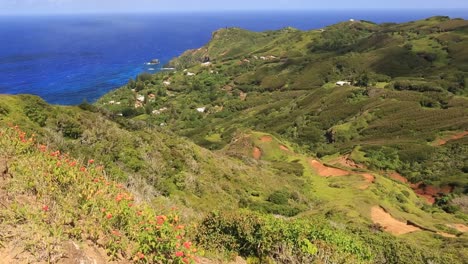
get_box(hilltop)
[0,16,467,263]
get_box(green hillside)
[99,16,468,189]
[1,16,468,263]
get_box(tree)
[355,72,369,87]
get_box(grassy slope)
[98,16,468,189]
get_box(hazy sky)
[1,0,468,14]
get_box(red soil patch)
[259,135,273,142]
[411,183,454,204]
[448,223,468,233]
[332,155,365,169]
[435,131,468,146]
[279,145,290,152]
[371,206,421,235]
[388,172,408,184]
[388,172,453,205]
[359,173,375,190]
[252,147,262,160]
[309,159,350,177]
[310,159,374,189]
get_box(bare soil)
[309,159,374,189]
[370,206,421,235]
[309,159,349,177]
[448,223,468,233]
[252,147,262,160]
[279,145,290,152]
[435,131,468,146]
[331,155,365,169]
[388,172,408,184]
[259,135,273,142]
[359,173,375,190]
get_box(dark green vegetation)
[1,16,468,263]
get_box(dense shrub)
[196,211,372,263]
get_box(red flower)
[106,213,112,219]
[136,252,145,259]
[175,251,184,257]
[183,241,192,249]
[115,194,123,202]
[88,159,94,164]
[42,205,49,212]
[156,215,167,225]
[182,258,189,264]
[80,167,86,172]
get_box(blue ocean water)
[1,10,467,105]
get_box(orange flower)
[111,230,121,236]
[106,213,112,219]
[176,225,184,230]
[42,205,49,212]
[137,211,143,216]
[88,159,94,164]
[175,251,184,257]
[182,258,189,264]
[80,167,86,172]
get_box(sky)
[1,0,468,15]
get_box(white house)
[201,62,212,66]
[163,81,171,86]
[186,72,196,76]
[196,107,206,113]
[336,81,352,86]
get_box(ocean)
[1,10,467,105]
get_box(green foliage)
[22,97,50,127]
[0,126,196,263]
[56,115,83,139]
[267,190,290,205]
[363,146,402,170]
[196,211,372,263]
[391,80,444,92]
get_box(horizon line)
[1,8,468,16]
